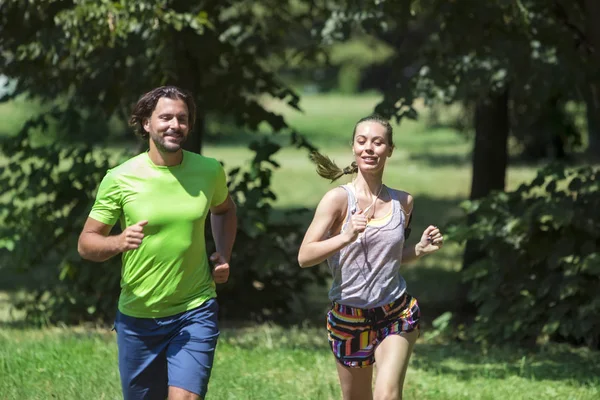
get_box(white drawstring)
[352,181,384,219]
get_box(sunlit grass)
[1,325,598,400]
[1,92,596,400]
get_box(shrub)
[448,164,600,348]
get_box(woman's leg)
[335,360,374,400]
[372,329,419,400]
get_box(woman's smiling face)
[352,120,393,173]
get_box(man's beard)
[151,130,187,153]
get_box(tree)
[316,0,598,316]
[0,0,327,324]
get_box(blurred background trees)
[1,0,598,348]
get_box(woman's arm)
[403,225,444,263]
[298,188,366,268]
[398,191,443,263]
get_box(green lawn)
[2,93,589,399]
[1,326,598,400]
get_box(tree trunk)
[460,89,509,310]
[467,90,509,201]
[183,113,205,155]
[583,0,600,157]
[582,82,600,158]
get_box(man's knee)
[168,385,201,400]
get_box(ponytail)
[309,151,357,182]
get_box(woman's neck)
[353,173,384,196]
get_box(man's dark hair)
[129,86,197,139]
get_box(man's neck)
[147,147,183,167]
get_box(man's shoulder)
[106,153,148,176]
[183,151,222,170]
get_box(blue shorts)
[114,298,220,400]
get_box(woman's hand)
[342,208,368,244]
[416,225,444,255]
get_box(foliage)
[318,0,598,156]
[0,0,326,324]
[211,138,328,322]
[0,107,123,324]
[447,164,600,348]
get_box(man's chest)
[120,175,212,224]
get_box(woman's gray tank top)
[326,184,407,308]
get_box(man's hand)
[210,252,230,284]
[118,220,148,252]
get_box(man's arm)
[78,218,147,262]
[210,194,237,263]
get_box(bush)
[2,114,327,325]
[448,164,600,348]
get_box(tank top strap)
[386,187,405,227]
[339,184,357,223]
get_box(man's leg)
[168,386,201,400]
[115,311,169,400]
[166,298,220,400]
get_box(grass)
[1,325,598,400]
[2,92,590,399]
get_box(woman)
[298,114,444,400]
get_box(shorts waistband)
[331,293,409,318]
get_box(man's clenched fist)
[210,252,230,284]
[119,220,148,252]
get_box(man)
[78,86,237,400]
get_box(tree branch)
[552,0,593,55]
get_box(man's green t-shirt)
[89,151,228,318]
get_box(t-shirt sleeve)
[210,162,229,207]
[89,171,122,226]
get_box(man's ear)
[143,118,150,133]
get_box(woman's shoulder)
[314,185,350,214]
[321,185,350,204]
[387,187,414,214]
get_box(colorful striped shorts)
[327,293,421,368]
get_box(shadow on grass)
[413,341,600,385]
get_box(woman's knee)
[374,386,402,400]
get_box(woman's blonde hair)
[309,114,393,182]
